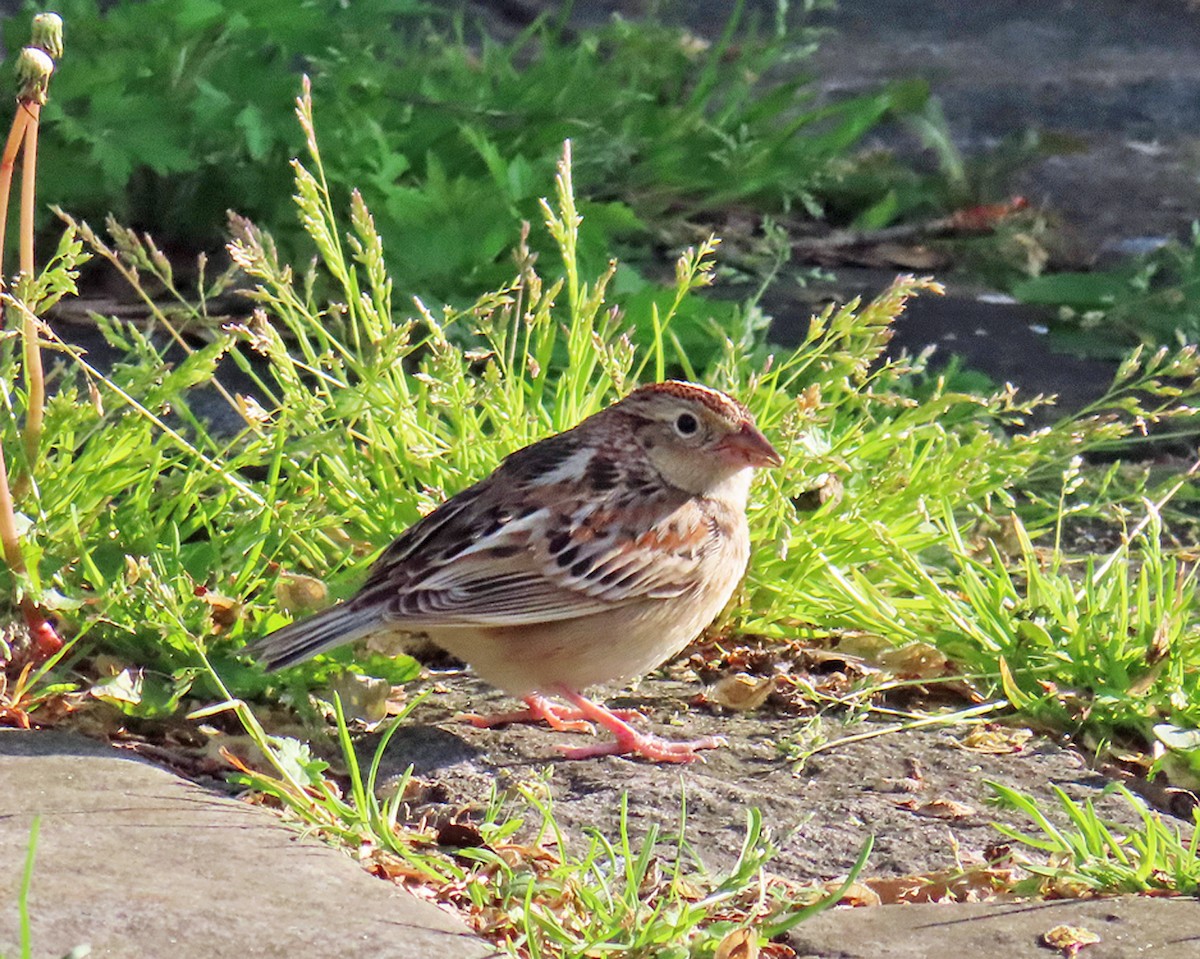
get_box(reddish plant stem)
[21,602,62,658]
[0,439,60,661]
[0,102,32,301]
[17,104,43,484]
[18,102,37,277]
[0,97,58,658]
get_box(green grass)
[990,781,1200,897]
[764,485,1200,748]
[0,817,89,959]
[4,0,932,306]
[1,77,1189,719]
[2,65,1198,754]
[6,817,38,959]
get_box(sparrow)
[247,380,783,762]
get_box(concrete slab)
[0,730,497,959]
[786,895,1200,959]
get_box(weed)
[757,467,1200,755]
[4,73,1199,753]
[1014,226,1200,357]
[6,0,926,305]
[779,700,1006,767]
[11,816,37,959]
[990,780,1200,897]
[0,13,67,660]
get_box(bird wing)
[348,441,729,628]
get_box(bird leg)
[459,693,644,735]
[551,685,726,763]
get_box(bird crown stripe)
[628,381,748,419]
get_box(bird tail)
[245,603,383,672]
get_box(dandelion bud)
[16,47,54,104]
[31,14,63,61]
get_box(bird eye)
[674,411,699,437]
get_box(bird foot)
[459,694,642,735]
[550,684,726,764]
[558,731,726,763]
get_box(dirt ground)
[369,666,1147,885]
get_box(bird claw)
[558,733,726,763]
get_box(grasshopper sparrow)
[248,381,782,762]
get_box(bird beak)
[719,422,784,468]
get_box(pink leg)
[459,694,645,735]
[552,685,726,763]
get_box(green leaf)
[88,668,195,719]
[354,652,421,685]
[176,0,229,31]
[852,188,901,230]
[266,736,330,787]
[1012,272,1131,310]
[235,104,272,161]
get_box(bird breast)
[426,511,750,696]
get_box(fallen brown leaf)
[708,673,778,712]
[201,590,242,631]
[959,725,1033,754]
[878,642,950,680]
[274,572,329,613]
[834,880,881,907]
[894,797,977,820]
[862,861,1021,904]
[1041,923,1101,957]
[437,821,487,849]
[714,927,759,959]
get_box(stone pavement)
[0,730,497,959]
[5,729,1200,958]
[789,895,1200,959]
